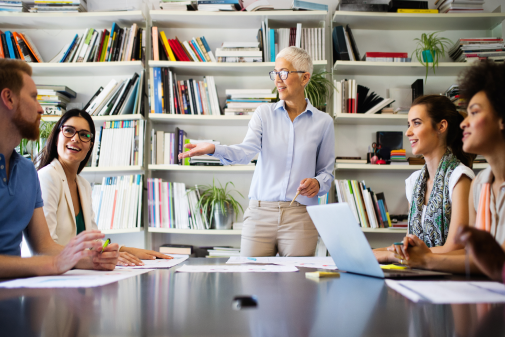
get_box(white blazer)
[38,158,98,245]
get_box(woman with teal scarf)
[375,95,475,264]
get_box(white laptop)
[307,203,451,279]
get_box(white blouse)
[405,164,475,223]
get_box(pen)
[101,238,111,254]
[290,190,301,206]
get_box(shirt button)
[2,178,6,182]
[0,165,3,169]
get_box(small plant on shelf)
[18,120,55,162]
[273,70,335,111]
[196,179,244,230]
[412,31,452,82]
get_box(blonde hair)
[276,46,313,78]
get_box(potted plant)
[196,179,244,230]
[18,120,55,162]
[412,32,452,82]
[273,70,336,111]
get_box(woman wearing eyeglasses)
[36,110,172,266]
[179,47,335,257]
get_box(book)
[159,244,193,255]
[292,0,328,11]
[397,8,438,13]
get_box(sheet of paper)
[386,280,505,304]
[226,256,337,270]
[0,268,153,289]
[116,254,189,269]
[176,264,299,273]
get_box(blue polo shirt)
[0,150,43,256]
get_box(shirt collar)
[274,98,315,116]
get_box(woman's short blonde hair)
[276,46,313,78]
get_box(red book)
[95,30,106,62]
[171,39,190,62]
[366,52,408,58]
[0,31,4,59]
[167,39,182,61]
[176,36,193,61]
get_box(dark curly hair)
[458,60,505,124]
[412,95,474,168]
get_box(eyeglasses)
[269,71,306,81]
[61,125,93,143]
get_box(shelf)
[149,60,327,76]
[336,163,423,171]
[150,10,327,29]
[149,114,252,125]
[333,61,470,77]
[0,11,145,29]
[101,228,143,235]
[332,11,505,31]
[42,114,145,123]
[150,165,255,172]
[334,113,408,125]
[336,163,489,171]
[81,166,144,174]
[361,228,407,233]
[148,228,242,235]
[31,61,144,77]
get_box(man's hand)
[297,178,320,198]
[455,226,505,282]
[178,142,215,160]
[52,230,105,274]
[118,247,173,266]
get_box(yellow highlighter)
[380,264,408,270]
[100,238,111,254]
[306,271,340,279]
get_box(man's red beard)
[12,108,40,141]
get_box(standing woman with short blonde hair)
[179,47,335,257]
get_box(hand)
[387,235,417,260]
[373,249,398,264]
[91,243,120,271]
[118,252,144,266]
[393,234,432,268]
[52,230,105,274]
[455,226,505,282]
[178,142,215,160]
[120,247,174,261]
[297,178,320,198]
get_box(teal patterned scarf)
[408,149,460,248]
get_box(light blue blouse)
[211,99,335,206]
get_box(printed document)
[0,269,153,289]
[176,264,299,273]
[386,280,505,304]
[226,256,337,270]
[116,254,189,269]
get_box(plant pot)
[422,50,433,63]
[211,204,234,230]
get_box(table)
[0,258,504,337]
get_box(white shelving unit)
[101,228,144,235]
[30,61,144,77]
[148,228,242,235]
[149,165,255,172]
[42,114,145,122]
[332,9,502,245]
[149,114,252,126]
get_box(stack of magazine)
[27,0,87,13]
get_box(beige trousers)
[240,200,319,257]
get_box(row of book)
[52,24,145,63]
[260,20,325,63]
[0,0,87,12]
[442,84,465,110]
[435,0,484,13]
[449,37,504,63]
[216,42,262,63]
[150,68,221,115]
[151,129,221,166]
[91,174,143,231]
[88,120,145,168]
[84,72,144,116]
[152,28,216,62]
[334,179,392,229]
[333,79,394,114]
[0,31,43,62]
[147,179,209,229]
[37,84,76,116]
[224,89,276,115]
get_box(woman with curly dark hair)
[392,61,505,275]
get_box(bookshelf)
[146,9,331,250]
[332,8,502,239]
[332,11,505,30]
[42,114,145,122]
[30,61,144,76]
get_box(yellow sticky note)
[306,271,340,279]
[380,264,408,270]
